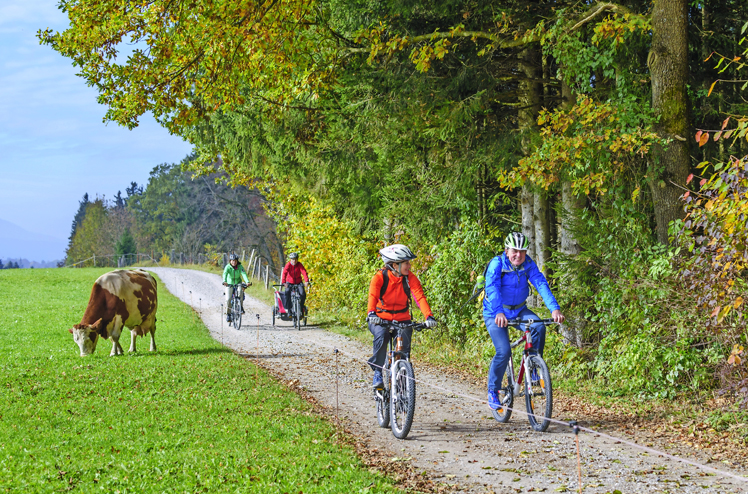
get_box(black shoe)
[226,314,232,323]
[241,309,245,314]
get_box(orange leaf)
[700,178,707,186]
[708,80,717,97]
[683,191,690,199]
[714,131,722,141]
[735,296,744,309]
[686,173,694,184]
[711,305,721,317]
[699,132,710,147]
[695,130,703,143]
[722,117,730,130]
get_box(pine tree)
[67,193,89,254]
[0,259,4,269]
[115,228,137,257]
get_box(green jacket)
[223,263,249,285]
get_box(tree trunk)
[521,186,536,260]
[648,0,691,244]
[533,193,550,274]
[559,181,584,256]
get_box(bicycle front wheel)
[293,297,300,330]
[390,361,416,439]
[232,298,242,329]
[524,355,552,432]
[376,363,390,428]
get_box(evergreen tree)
[67,193,89,254]
[115,228,137,257]
[0,259,4,269]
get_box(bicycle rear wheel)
[524,355,552,432]
[232,297,242,329]
[376,363,390,428]
[491,372,514,423]
[390,360,416,439]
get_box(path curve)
[146,267,746,494]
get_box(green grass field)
[0,268,399,493]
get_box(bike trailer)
[274,290,288,314]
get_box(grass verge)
[0,268,400,493]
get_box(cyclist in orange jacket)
[367,244,437,389]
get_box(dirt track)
[146,267,747,493]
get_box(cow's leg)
[110,328,124,356]
[149,325,157,352]
[129,327,140,353]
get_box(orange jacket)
[367,269,432,322]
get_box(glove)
[368,311,384,326]
[425,316,437,329]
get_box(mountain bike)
[492,318,558,432]
[374,320,428,439]
[226,283,247,330]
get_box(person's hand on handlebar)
[222,282,228,287]
[552,309,565,324]
[424,315,438,329]
[495,312,508,328]
[367,311,384,326]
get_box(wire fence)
[64,248,281,289]
[307,336,748,491]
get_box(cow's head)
[69,319,102,356]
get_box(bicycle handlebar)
[506,318,558,329]
[383,320,429,332]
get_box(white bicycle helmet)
[504,232,529,251]
[379,244,417,264]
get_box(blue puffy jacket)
[482,252,560,319]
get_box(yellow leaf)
[708,80,717,97]
[735,297,744,309]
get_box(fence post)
[248,249,255,273]
[93,254,96,267]
[264,265,269,289]
[242,249,246,263]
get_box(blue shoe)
[372,371,384,389]
[487,390,501,410]
[531,368,540,383]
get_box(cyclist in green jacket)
[222,253,251,322]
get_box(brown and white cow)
[69,269,158,356]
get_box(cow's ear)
[68,327,74,333]
[90,318,103,330]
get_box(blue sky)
[0,0,193,261]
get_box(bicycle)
[374,320,428,439]
[491,318,557,432]
[271,283,308,329]
[225,283,247,330]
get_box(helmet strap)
[386,263,402,277]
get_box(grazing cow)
[69,269,158,357]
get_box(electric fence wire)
[287,332,748,487]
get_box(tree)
[115,228,137,257]
[66,192,89,255]
[647,0,691,244]
[38,0,342,134]
[0,259,4,269]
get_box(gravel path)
[146,267,747,493]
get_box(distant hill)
[0,218,65,263]
[1,258,59,269]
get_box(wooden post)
[242,249,246,263]
[93,254,96,267]
[247,249,256,274]
[264,265,269,289]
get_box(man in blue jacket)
[483,232,565,410]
